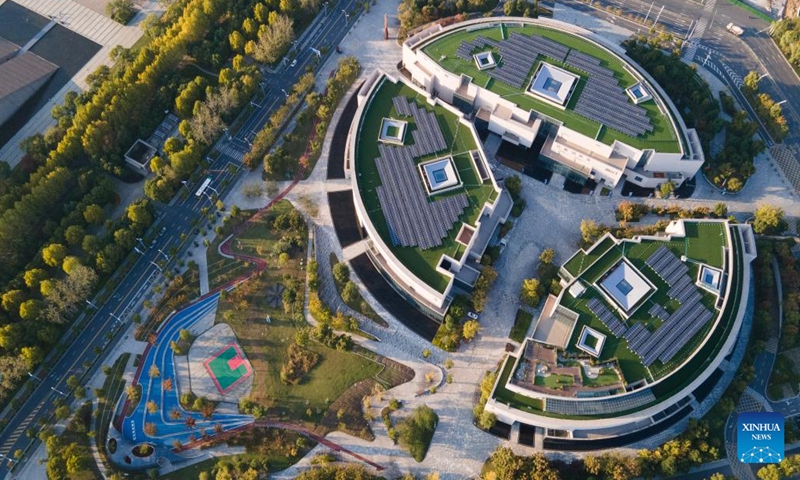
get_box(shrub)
[279,343,319,384]
[107,0,136,24]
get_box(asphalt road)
[0,0,360,475]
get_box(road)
[0,0,360,475]
[561,0,800,185]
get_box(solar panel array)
[582,245,714,367]
[392,97,448,158]
[586,298,626,336]
[455,36,499,61]
[564,50,653,137]
[373,96,468,249]
[545,388,656,415]
[375,145,467,249]
[469,33,569,89]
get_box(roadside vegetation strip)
[725,0,774,23]
[96,353,130,467]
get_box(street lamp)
[250,101,262,108]
[110,312,124,323]
[310,47,321,58]
[28,372,42,381]
[51,386,66,396]
[134,246,145,255]
[758,73,771,81]
[280,88,289,98]
[85,299,98,310]
[342,9,349,21]
[157,247,171,262]
[223,128,232,141]
[150,260,163,272]
[136,237,147,249]
[206,184,220,196]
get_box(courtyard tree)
[462,320,480,341]
[42,243,68,268]
[504,175,522,199]
[520,278,541,306]
[753,204,787,235]
[83,204,105,225]
[539,248,555,265]
[341,281,358,304]
[332,262,350,285]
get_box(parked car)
[290,59,298,68]
[467,311,479,320]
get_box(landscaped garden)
[356,79,498,292]
[208,201,410,437]
[535,373,574,389]
[421,23,681,152]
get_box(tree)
[618,201,637,222]
[713,202,728,218]
[126,200,153,226]
[55,405,71,420]
[42,243,68,267]
[146,401,158,414]
[396,405,438,462]
[149,365,160,378]
[62,256,81,274]
[462,320,480,341]
[488,447,525,480]
[520,278,541,306]
[753,204,787,235]
[83,204,104,225]
[144,422,157,436]
[1,290,25,314]
[107,0,135,23]
[504,175,522,200]
[64,225,85,247]
[332,262,350,285]
[539,248,555,265]
[580,219,604,244]
[341,281,358,304]
[19,299,44,321]
[23,268,48,289]
[252,14,295,64]
[278,252,290,266]
[659,180,676,198]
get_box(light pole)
[136,237,147,249]
[150,260,163,272]
[110,312,124,324]
[280,88,289,98]
[134,246,145,255]
[181,180,190,191]
[51,386,66,396]
[85,299,98,310]
[28,372,42,381]
[223,128,232,141]
[157,248,170,262]
[342,9,350,21]
[310,47,321,58]
[758,72,771,81]
[206,184,220,196]
[250,101,262,108]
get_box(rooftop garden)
[421,23,682,153]
[356,79,497,292]
[492,224,744,419]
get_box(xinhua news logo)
[737,412,784,464]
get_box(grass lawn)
[212,202,386,430]
[356,79,497,292]
[509,309,534,343]
[581,246,623,284]
[421,24,681,152]
[684,221,727,268]
[563,236,616,277]
[534,373,574,389]
[581,368,621,388]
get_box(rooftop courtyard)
[421,23,682,153]
[356,79,498,292]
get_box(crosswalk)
[682,0,717,62]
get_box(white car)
[467,311,479,320]
[290,59,297,68]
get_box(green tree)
[659,180,676,198]
[126,200,153,226]
[55,405,71,420]
[504,175,522,199]
[64,225,85,247]
[332,262,350,285]
[62,256,81,274]
[107,0,135,23]
[520,278,541,306]
[341,281,358,304]
[83,204,105,225]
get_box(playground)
[205,344,253,394]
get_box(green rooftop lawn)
[581,368,621,388]
[356,79,496,293]
[684,222,727,268]
[421,24,681,153]
[535,373,575,389]
[563,236,616,277]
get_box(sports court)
[203,344,253,394]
